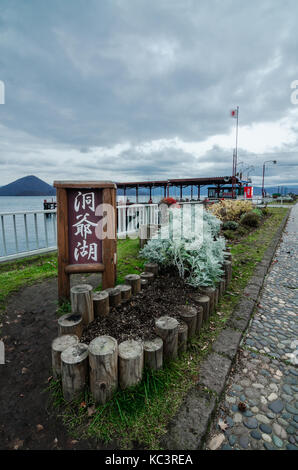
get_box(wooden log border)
[53,251,231,402]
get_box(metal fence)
[0,204,159,262]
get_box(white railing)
[0,210,57,262]
[117,204,158,238]
[0,204,159,262]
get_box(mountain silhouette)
[0,175,56,196]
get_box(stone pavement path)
[206,205,298,450]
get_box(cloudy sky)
[0,0,298,188]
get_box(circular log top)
[196,295,210,303]
[125,274,141,281]
[179,305,197,317]
[70,284,93,294]
[117,284,132,293]
[155,316,179,331]
[105,287,121,296]
[58,313,82,326]
[144,337,163,351]
[61,343,89,364]
[140,272,154,281]
[93,291,109,301]
[89,336,117,356]
[118,339,143,359]
[144,262,158,271]
[52,334,79,352]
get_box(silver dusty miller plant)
[140,206,225,288]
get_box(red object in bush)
[160,197,177,206]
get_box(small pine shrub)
[236,226,248,237]
[240,211,261,227]
[222,220,239,231]
[261,207,269,217]
[223,229,237,240]
[252,208,263,218]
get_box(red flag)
[231,108,238,118]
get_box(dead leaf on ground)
[87,405,96,417]
[12,439,24,450]
[218,418,229,431]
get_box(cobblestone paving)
[206,205,298,450]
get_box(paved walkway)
[206,205,298,450]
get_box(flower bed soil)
[81,271,199,344]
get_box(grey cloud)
[0,0,298,186]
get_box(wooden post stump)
[117,284,132,302]
[93,291,109,318]
[223,251,232,262]
[220,278,226,296]
[118,340,144,389]
[199,287,215,316]
[193,296,210,323]
[58,313,83,338]
[189,293,210,324]
[179,305,197,339]
[214,285,220,306]
[196,305,204,334]
[70,284,94,325]
[61,343,89,401]
[144,262,158,276]
[51,334,79,379]
[124,274,141,295]
[141,279,148,289]
[223,260,232,284]
[140,272,154,283]
[178,322,188,354]
[144,337,163,370]
[105,287,121,308]
[88,336,118,404]
[155,316,178,361]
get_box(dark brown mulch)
[81,272,199,345]
[0,273,114,450]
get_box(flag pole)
[235,105,239,179]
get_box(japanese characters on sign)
[67,189,102,265]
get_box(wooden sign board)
[53,181,117,301]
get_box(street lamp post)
[262,160,277,199]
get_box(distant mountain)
[0,175,56,196]
[253,186,298,196]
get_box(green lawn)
[48,207,288,450]
[0,238,144,315]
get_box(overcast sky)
[0,0,298,188]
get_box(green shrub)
[222,220,239,231]
[252,208,263,218]
[261,207,269,217]
[223,229,237,240]
[140,208,225,288]
[240,211,261,227]
[236,226,249,236]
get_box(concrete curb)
[160,209,291,450]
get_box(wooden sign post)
[53,181,117,302]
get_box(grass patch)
[0,238,144,315]
[48,207,288,449]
